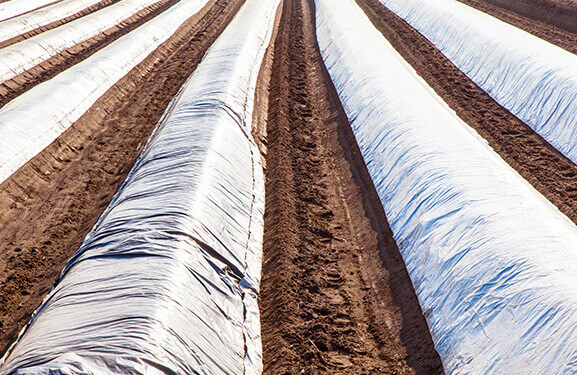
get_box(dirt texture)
[0,0,244,357]
[258,0,443,373]
[457,0,577,54]
[0,0,123,50]
[460,0,577,38]
[356,0,577,226]
[0,0,182,107]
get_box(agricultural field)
[0,0,576,373]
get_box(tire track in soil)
[259,0,443,373]
[356,0,577,226]
[0,0,182,108]
[0,0,123,50]
[457,0,577,49]
[0,0,244,357]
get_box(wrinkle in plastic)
[378,0,577,165]
[0,0,279,373]
[315,0,577,373]
[0,0,106,43]
[0,0,208,186]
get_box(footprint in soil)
[314,307,331,316]
[324,271,345,287]
[327,354,354,369]
[313,227,333,239]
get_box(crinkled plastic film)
[0,0,106,43]
[0,0,167,84]
[0,0,279,373]
[378,0,577,165]
[0,0,63,22]
[315,0,577,373]
[0,0,209,185]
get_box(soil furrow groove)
[259,0,443,373]
[457,0,577,50]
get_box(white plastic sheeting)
[0,0,208,186]
[377,0,577,165]
[0,0,62,22]
[0,0,165,83]
[0,0,279,372]
[316,0,577,373]
[0,0,106,43]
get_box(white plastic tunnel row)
[316,0,577,373]
[377,0,577,166]
[3,0,577,374]
[0,0,279,373]
[0,0,112,43]
[0,0,211,185]
[0,0,170,83]
[0,0,68,23]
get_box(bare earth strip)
[0,0,182,107]
[258,0,443,373]
[0,0,244,356]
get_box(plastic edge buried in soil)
[0,0,279,373]
[315,0,577,373]
[377,0,577,166]
[0,0,210,186]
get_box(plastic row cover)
[0,0,62,22]
[0,0,279,372]
[0,0,209,186]
[0,0,106,43]
[377,0,577,165]
[315,0,577,373]
[0,0,165,84]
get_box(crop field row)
[0,0,576,373]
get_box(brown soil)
[0,0,123,50]
[356,0,577,225]
[0,0,244,357]
[459,0,577,40]
[258,0,443,373]
[0,0,182,107]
